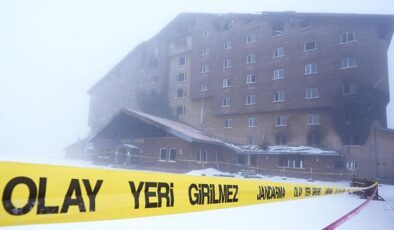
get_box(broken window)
[275,133,288,145]
[299,19,310,29]
[176,105,185,115]
[272,21,284,36]
[343,83,358,95]
[177,56,186,66]
[176,72,187,82]
[175,38,187,49]
[176,88,186,98]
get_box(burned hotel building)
[68,12,394,180]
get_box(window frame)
[273,91,285,102]
[275,115,288,126]
[223,59,232,69]
[246,34,256,44]
[248,117,257,127]
[201,64,210,73]
[273,47,284,58]
[222,98,231,108]
[273,69,285,80]
[224,40,232,50]
[304,40,317,51]
[175,72,187,83]
[177,56,187,66]
[341,57,358,69]
[340,31,356,44]
[246,74,256,84]
[225,119,232,128]
[246,53,256,64]
[175,88,186,99]
[307,114,320,125]
[246,95,256,105]
[159,148,167,161]
[222,78,232,88]
[304,63,318,75]
[305,88,319,99]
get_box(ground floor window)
[280,156,304,169]
[197,150,208,163]
[159,148,176,162]
[237,154,257,166]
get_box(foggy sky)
[0,0,393,157]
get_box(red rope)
[322,186,377,230]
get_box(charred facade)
[86,12,394,180]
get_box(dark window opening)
[346,135,360,145]
[249,155,257,166]
[169,149,176,161]
[343,83,358,95]
[299,19,310,29]
[307,131,321,146]
[275,133,287,145]
[272,21,284,36]
[237,154,247,165]
[160,148,167,161]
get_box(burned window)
[177,56,186,66]
[237,154,248,165]
[275,133,288,145]
[247,136,256,145]
[224,20,233,30]
[176,105,185,115]
[343,83,358,95]
[307,129,321,146]
[272,21,284,36]
[299,19,310,29]
[176,72,187,82]
[175,88,186,98]
[345,135,360,145]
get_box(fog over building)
[69,12,394,181]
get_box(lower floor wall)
[91,136,351,181]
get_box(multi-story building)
[81,12,394,180]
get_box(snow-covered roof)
[93,108,339,157]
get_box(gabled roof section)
[90,108,340,156]
[90,108,229,147]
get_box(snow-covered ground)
[1,154,394,230]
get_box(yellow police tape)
[0,161,376,227]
